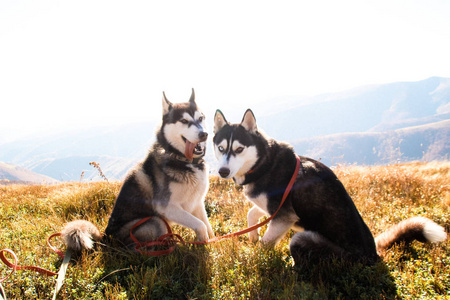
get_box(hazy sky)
[1,0,450,141]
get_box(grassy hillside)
[1,162,449,299]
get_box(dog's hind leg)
[290,231,348,264]
[116,217,169,248]
[247,205,266,242]
[261,218,296,246]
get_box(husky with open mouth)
[213,109,446,264]
[59,89,214,251]
[103,89,214,247]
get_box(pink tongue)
[185,140,196,160]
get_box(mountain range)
[1,77,449,183]
[0,161,59,184]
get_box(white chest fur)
[244,185,269,213]
[168,165,209,213]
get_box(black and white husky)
[60,89,214,251]
[213,109,447,264]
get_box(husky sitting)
[213,109,447,264]
[62,89,214,251]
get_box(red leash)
[1,234,72,299]
[0,233,65,282]
[130,216,185,256]
[131,155,301,255]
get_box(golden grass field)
[1,161,449,299]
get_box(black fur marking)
[104,172,160,239]
[291,157,377,261]
[290,231,349,263]
[162,101,199,125]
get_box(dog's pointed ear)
[162,91,173,115]
[189,88,195,104]
[240,109,257,133]
[214,109,228,134]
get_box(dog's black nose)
[218,167,230,178]
[198,131,208,141]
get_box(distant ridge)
[291,119,449,166]
[23,155,136,182]
[0,161,59,184]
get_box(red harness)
[130,155,301,256]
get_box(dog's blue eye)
[180,119,189,124]
[218,146,225,152]
[235,147,244,154]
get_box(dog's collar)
[155,144,204,165]
[169,153,204,165]
[245,154,303,177]
[245,158,265,176]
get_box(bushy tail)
[375,217,447,254]
[61,220,102,251]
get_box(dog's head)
[160,89,207,160]
[213,109,267,184]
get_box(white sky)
[1,0,450,141]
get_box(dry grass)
[1,162,449,299]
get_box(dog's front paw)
[248,230,260,243]
[196,233,209,242]
[195,225,209,242]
